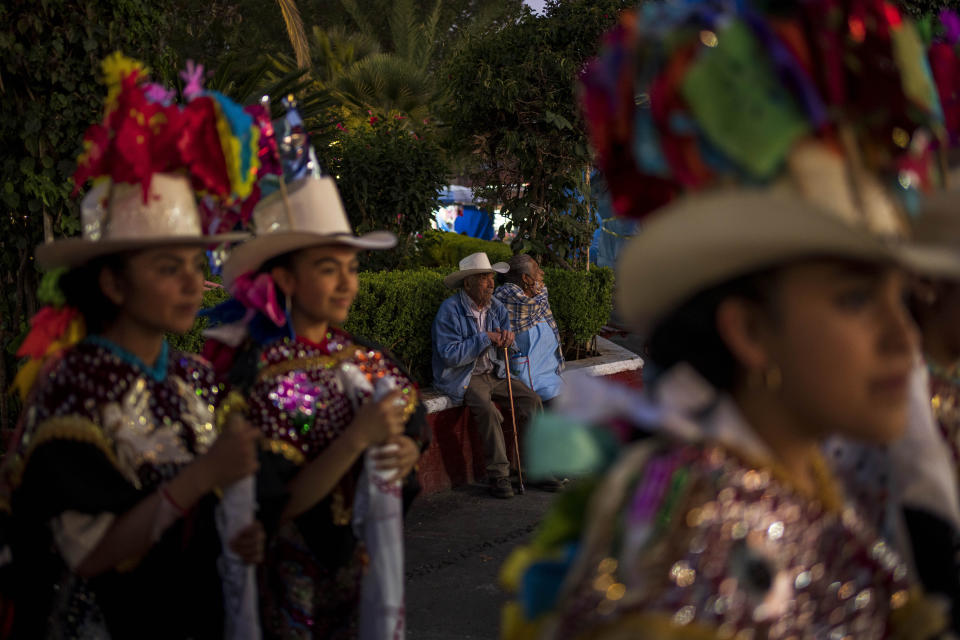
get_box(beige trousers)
[463,372,541,479]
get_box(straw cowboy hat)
[222,176,396,288]
[35,174,248,269]
[443,252,509,289]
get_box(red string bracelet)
[160,485,188,516]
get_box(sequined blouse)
[249,331,418,469]
[11,338,223,490]
[244,330,421,639]
[6,337,229,639]
[551,439,920,640]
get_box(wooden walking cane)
[504,347,525,494]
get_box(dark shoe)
[489,476,514,499]
[532,476,567,492]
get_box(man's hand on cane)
[486,330,515,348]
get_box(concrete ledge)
[563,336,644,378]
[421,336,643,415]
[422,390,459,415]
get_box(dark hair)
[257,251,299,316]
[60,254,131,334]
[908,278,960,332]
[645,269,781,391]
[259,251,296,275]
[503,254,534,287]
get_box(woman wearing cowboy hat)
[3,56,263,638]
[499,3,960,639]
[205,171,427,639]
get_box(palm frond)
[332,53,437,120]
[415,0,442,68]
[207,53,335,124]
[275,0,311,69]
[339,0,377,42]
[309,25,381,85]
[389,0,417,60]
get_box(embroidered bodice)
[249,331,418,466]
[11,338,222,491]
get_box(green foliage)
[312,0,524,67]
[0,0,173,432]
[330,53,443,123]
[205,54,336,136]
[157,0,296,81]
[342,267,613,385]
[344,269,450,383]
[442,0,631,267]
[543,267,614,346]
[166,285,231,354]
[900,0,960,17]
[415,230,512,268]
[266,0,524,130]
[319,116,446,269]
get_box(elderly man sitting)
[431,252,541,498]
[494,254,564,404]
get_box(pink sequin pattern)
[249,333,417,462]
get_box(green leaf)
[2,191,19,209]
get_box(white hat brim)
[443,263,509,289]
[616,189,953,333]
[35,232,250,269]
[222,230,397,288]
[901,188,960,281]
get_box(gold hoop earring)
[764,366,782,392]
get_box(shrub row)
[415,230,512,268]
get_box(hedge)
[166,284,231,354]
[344,268,451,384]
[544,267,614,346]
[175,267,614,386]
[416,230,512,268]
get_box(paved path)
[404,484,554,639]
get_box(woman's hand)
[199,414,260,490]
[229,521,266,565]
[372,434,420,480]
[347,390,407,449]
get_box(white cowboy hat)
[35,173,249,269]
[616,186,960,334]
[443,252,510,289]
[222,176,396,288]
